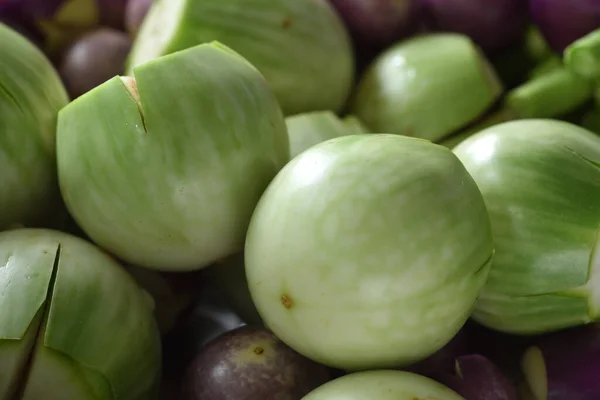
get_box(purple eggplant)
[124,0,151,36]
[57,27,131,98]
[436,354,518,400]
[420,0,529,53]
[181,325,332,400]
[327,0,423,66]
[405,327,470,379]
[521,324,600,400]
[1,0,128,55]
[530,0,600,53]
[1,0,128,28]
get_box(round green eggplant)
[57,41,289,271]
[0,228,161,399]
[245,134,494,371]
[126,0,354,115]
[453,119,600,334]
[350,33,503,142]
[0,23,69,231]
[301,370,464,400]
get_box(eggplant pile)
[1,0,600,399]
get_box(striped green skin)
[351,33,503,143]
[0,23,69,230]
[0,229,161,399]
[453,119,600,334]
[127,0,354,116]
[57,43,289,271]
[245,134,494,371]
[301,370,463,400]
[286,111,368,159]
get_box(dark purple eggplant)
[160,286,245,399]
[530,0,600,53]
[57,27,131,98]
[405,327,470,379]
[436,354,518,400]
[327,0,423,67]
[420,0,529,53]
[124,0,151,36]
[181,325,332,400]
[521,324,600,400]
[1,0,127,56]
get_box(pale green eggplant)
[0,229,161,399]
[453,119,600,334]
[57,42,290,271]
[245,134,493,371]
[0,23,69,230]
[127,0,354,116]
[302,370,463,400]
[350,33,503,143]
[286,111,368,158]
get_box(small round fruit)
[0,228,161,399]
[181,325,332,400]
[58,28,132,99]
[301,370,463,400]
[56,42,289,271]
[245,134,494,371]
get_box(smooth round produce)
[181,325,332,400]
[530,0,600,53]
[286,111,368,159]
[245,134,494,371]
[351,33,503,142]
[57,42,290,271]
[0,23,69,230]
[125,0,151,36]
[327,0,421,50]
[127,0,354,116]
[1,0,128,55]
[0,228,161,399]
[301,370,464,400]
[453,119,600,334]
[420,0,529,53]
[58,27,132,99]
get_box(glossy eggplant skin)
[530,0,600,53]
[181,325,332,400]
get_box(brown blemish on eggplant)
[281,294,294,309]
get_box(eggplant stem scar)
[281,294,294,309]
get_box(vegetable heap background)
[1,0,600,399]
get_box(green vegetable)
[351,33,503,142]
[453,119,600,334]
[127,0,354,115]
[286,111,368,158]
[301,370,464,400]
[245,134,493,370]
[57,42,289,271]
[0,229,161,399]
[0,23,69,231]
[505,67,594,118]
[565,29,600,81]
